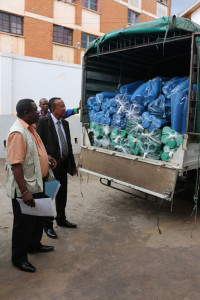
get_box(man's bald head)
[39,98,49,115]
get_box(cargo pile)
[87,77,189,161]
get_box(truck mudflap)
[80,147,179,201]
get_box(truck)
[79,16,200,204]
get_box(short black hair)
[48,97,61,111]
[16,99,35,118]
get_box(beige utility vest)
[6,118,54,198]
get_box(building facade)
[0,0,171,65]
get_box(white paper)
[16,198,54,217]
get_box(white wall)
[0,53,82,157]
[82,9,100,35]
[191,8,200,25]
[0,0,24,16]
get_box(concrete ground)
[1,157,200,300]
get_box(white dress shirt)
[51,113,68,158]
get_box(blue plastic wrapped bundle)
[193,84,197,91]
[101,97,117,112]
[125,119,144,137]
[131,81,149,104]
[171,89,188,132]
[104,97,118,115]
[89,110,97,122]
[142,111,169,132]
[143,77,162,106]
[162,77,182,95]
[111,113,127,130]
[126,103,146,120]
[167,77,189,99]
[101,99,109,112]
[96,92,117,104]
[181,96,188,134]
[108,106,118,115]
[93,111,103,124]
[165,99,171,121]
[87,97,101,112]
[119,80,145,94]
[100,112,112,126]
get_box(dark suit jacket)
[36,115,76,177]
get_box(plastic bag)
[171,89,188,132]
[119,80,145,94]
[147,94,166,118]
[125,119,144,137]
[143,77,162,106]
[126,103,146,120]
[111,114,127,130]
[162,77,182,95]
[89,110,97,122]
[142,111,169,131]
[101,124,112,137]
[101,137,112,149]
[167,77,189,99]
[181,96,188,134]
[161,145,178,161]
[127,135,143,155]
[161,126,183,149]
[115,94,130,117]
[87,97,101,112]
[131,81,149,104]
[115,138,132,154]
[141,128,162,148]
[140,141,161,160]
[96,92,117,104]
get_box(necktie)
[57,120,68,157]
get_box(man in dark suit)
[37,97,77,239]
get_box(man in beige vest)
[6,99,57,273]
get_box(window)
[82,0,99,12]
[158,0,167,5]
[0,12,23,35]
[157,2,167,17]
[81,33,96,49]
[128,10,139,24]
[53,25,73,46]
[57,0,74,3]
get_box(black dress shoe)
[13,260,36,273]
[29,245,54,253]
[44,228,57,239]
[36,245,54,253]
[56,219,77,228]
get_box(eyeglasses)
[56,105,66,108]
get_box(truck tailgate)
[80,147,178,201]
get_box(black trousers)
[44,162,68,228]
[12,192,46,264]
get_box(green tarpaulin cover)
[85,16,200,54]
